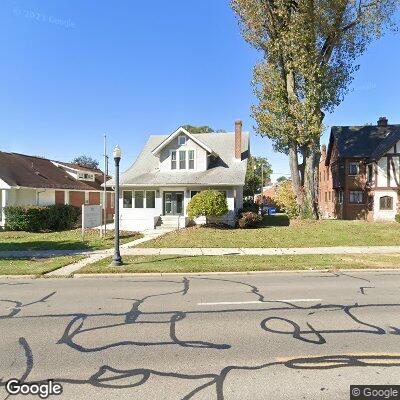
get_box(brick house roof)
[326,124,400,165]
[0,151,110,191]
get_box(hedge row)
[4,205,80,232]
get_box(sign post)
[81,205,102,241]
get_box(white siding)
[119,188,162,231]
[377,157,388,187]
[37,189,55,206]
[390,156,400,187]
[158,135,208,172]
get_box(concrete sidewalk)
[3,245,400,259]
[44,228,173,277]
[123,245,400,256]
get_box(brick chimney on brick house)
[235,120,242,160]
[378,117,388,127]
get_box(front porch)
[119,186,240,232]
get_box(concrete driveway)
[0,270,400,399]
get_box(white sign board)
[82,205,102,229]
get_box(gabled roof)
[326,124,400,165]
[53,161,103,175]
[108,131,250,187]
[0,151,110,191]
[151,127,217,156]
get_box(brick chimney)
[377,117,388,127]
[235,120,242,160]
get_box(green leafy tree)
[182,125,226,134]
[277,176,289,183]
[244,156,273,197]
[232,0,399,218]
[72,155,99,169]
[187,190,228,220]
[274,180,299,219]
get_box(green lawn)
[0,229,143,251]
[0,256,84,276]
[79,254,400,274]
[139,215,400,248]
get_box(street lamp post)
[110,145,123,266]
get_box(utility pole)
[103,134,108,238]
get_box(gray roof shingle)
[112,132,249,187]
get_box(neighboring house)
[0,152,114,227]
[321,117,400,221]
[110,121,249,231]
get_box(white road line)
[197,299,322,306]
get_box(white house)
[0,152,114,227]
[109,121,250,231]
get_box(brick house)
[320,117,400,221]
[0,151,114,227]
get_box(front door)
[164,192,184,215]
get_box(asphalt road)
[0,270,400,399]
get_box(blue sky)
[1,1,399,179]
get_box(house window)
[349,191,363,204]
[134,191,144,208]
[78,172,95,181]
[84,192,89,204]
[349,162,359,176]
[171,151,177,170]
[146,191,156,208]
[188,150,195,170]
[190,191,200,198]
[179,150,186,169]
[123,191,132,208]
[328,191,331,201]
[325,192,328,202]
[178,135,186,146]
[380,196,393,211]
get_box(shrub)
[4,205,80,232]
[395,214,400,223]
[187,190,228,220]
[238,211,262,229]
[274,181,299,219]
[241,200,259,214]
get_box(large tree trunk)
[302,141,321,219]
[288,143,304,209]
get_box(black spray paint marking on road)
[0,275,399,399]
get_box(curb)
[72,267,400,278]
[0,275,37,279]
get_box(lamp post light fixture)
[110,144,123,266]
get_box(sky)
[1,1,400,179]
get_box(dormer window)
[171,151,177,170]
[77,172,95,181]
[179,150,186,169]
[178,135,186,146]
[188,150,195,169]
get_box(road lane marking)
[197,299,322,306]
